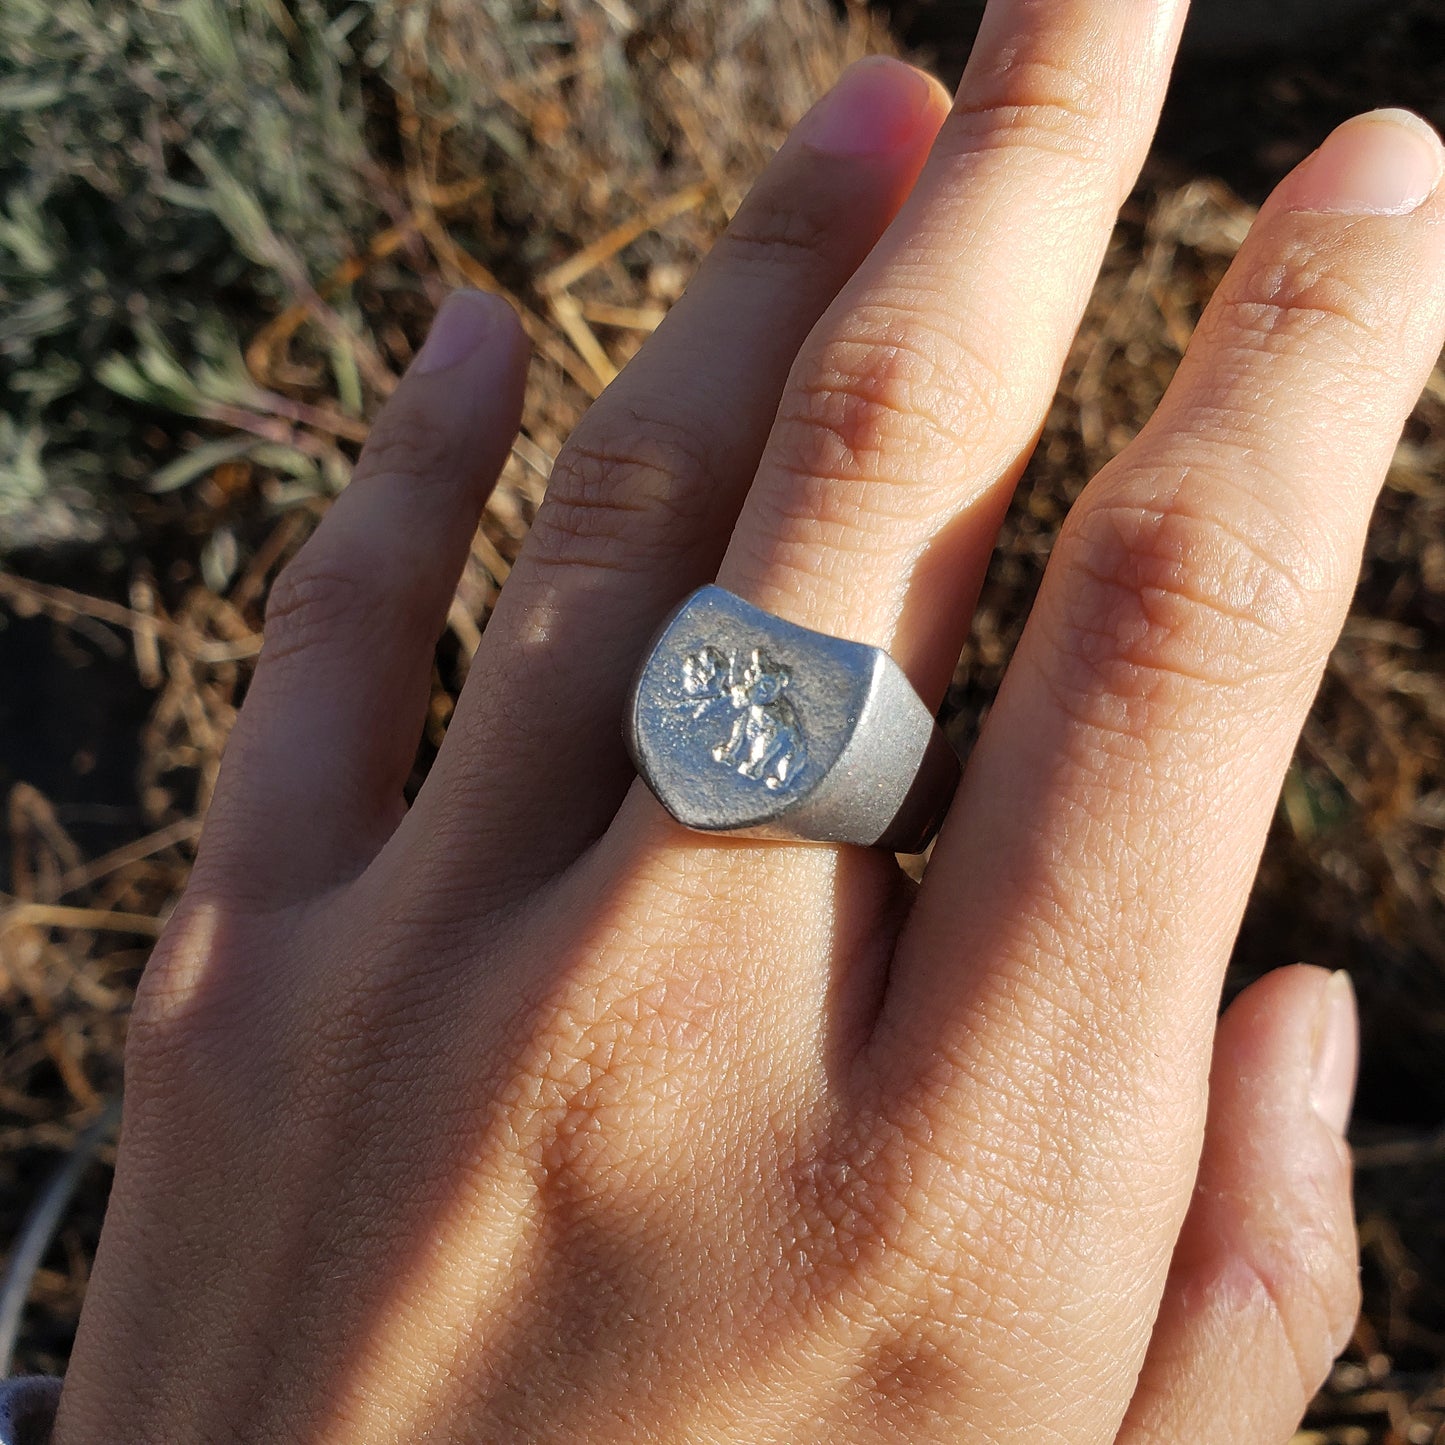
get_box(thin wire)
[0,1097,123,1376]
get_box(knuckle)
[528,406,717,576]
[766,311,1003,521]
[262,554,376,665]
[1042,465,1335,726]
[714,177,839,273]
[501,1017,674,1208]
[356,386,467,495]
[1204,238,1387,369]
[126,902,259,1098]
[843,1325,972,1435]
[125,989,211,1109]
[262,531,429,667]
[1234,1217,1361,1410]
[781,1106,923,1302]
[944,51,1114,167]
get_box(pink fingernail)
[1310,971,1359,1136]
[1278,109,1444,217]
[799,56,936,158]
[414,290,507,375]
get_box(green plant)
[0,0,384,549]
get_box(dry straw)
[2,1,1444,1434]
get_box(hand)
[56,4,1445,1440]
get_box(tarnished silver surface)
[625,586,960,852]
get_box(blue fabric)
[0,1378,61,1445]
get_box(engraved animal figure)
[680,645,805,790]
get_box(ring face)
[679,642,810,794]
[626,587,960,850]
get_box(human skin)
[52,1,1445,1440]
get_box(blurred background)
[1,1,1443,1436]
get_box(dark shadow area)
[886,0,1445,202]
[0,559,154,879]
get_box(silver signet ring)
[625,586,961,853]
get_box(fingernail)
[414,290,505,375]
[1280,109,1444,217]
[1310,971,1359,1136]
[799,56,936,158]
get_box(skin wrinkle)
[941,5,1179,209]
[1023,624,1316,766]
[756,254,1065,520]
[1234,240,1388,338]
[770,326,1010,493]
[346,421,480,509]
[709,189,851,273]
[956,6,1145,148]
[733,526,915,616]
[1197,1146,1356,1399]
[1206,295,1385,373]
[525,454,714,581]
[62,5,1445,1439]
[1178,316,1404,410]
[1056,555,1301,688]
[260,561,398,669]
[1086,459,1332,600]
[1197,1259,1321,1418]
[548,402,727,519]
[752,467,950,544]
[943,91,1117,171]
[1166,237,1423,424]
[1048,504,1315,684]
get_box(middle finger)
[408,59,949,890]
[717,0,1188,703]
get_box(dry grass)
[1,1,1443,1436]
